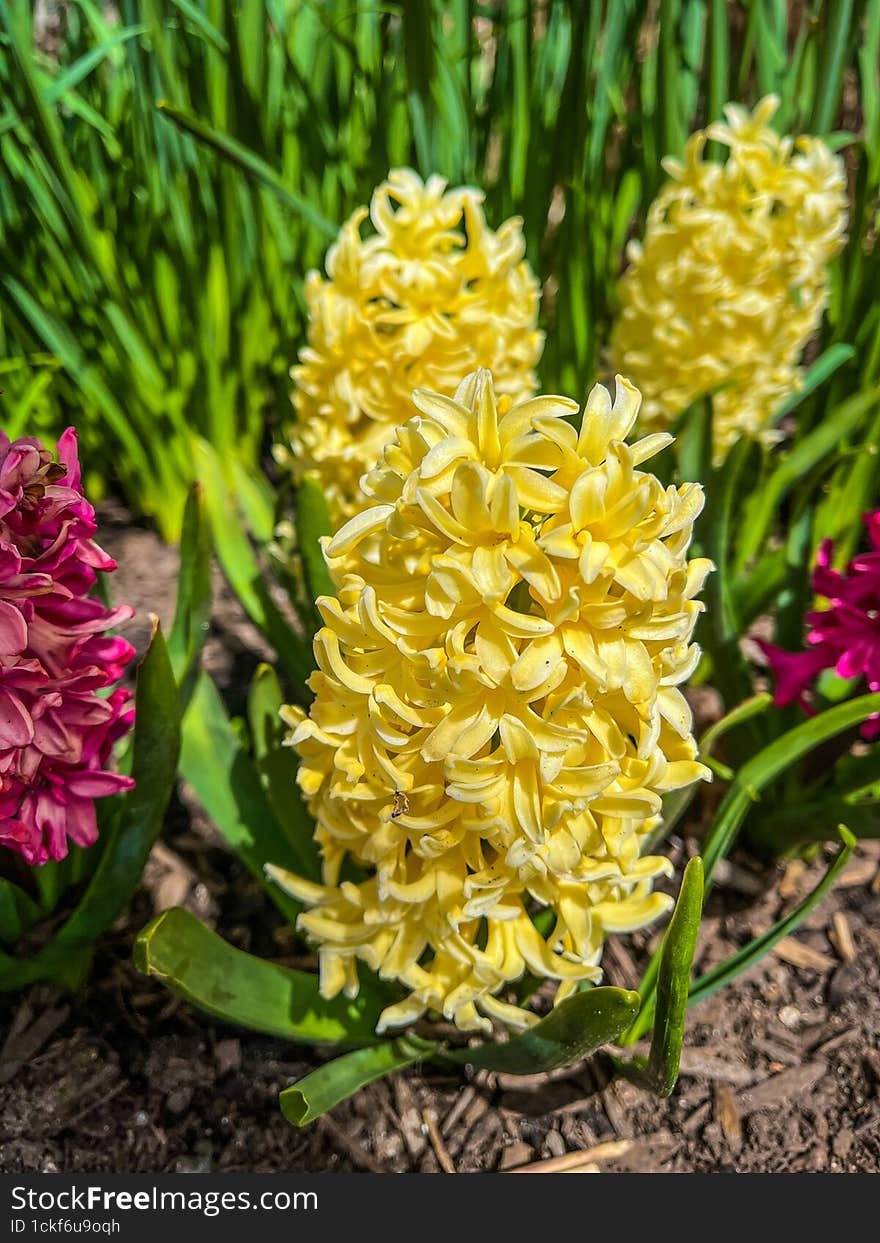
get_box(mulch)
[0,512,878,1175]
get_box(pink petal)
[63,769,135,797]
[0,688,35,748]
[0,599,27,655]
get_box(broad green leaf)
[180,672,310,920]
[47,621,180,954]
[134,906,384,1044]
[296,474,336,618]
[446,987,640,1075]
[627,857,703,1068]
[194,438,314,688]
[0,876,43,946]
[280,1036,433,1126]
[0,942,90,993]
[167,484,212,711]
[247,664,321,880]
[646,856,704,1094]
[675,396,713,488]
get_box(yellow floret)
[610,96,848,461]
[281,169,543,521]
[270,369,712,1033]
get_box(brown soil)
[1,518,878,1175]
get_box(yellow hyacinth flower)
[270,369,712,1034]
[282,169,543,521]
[610,96,847,461]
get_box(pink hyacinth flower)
[0,428,135,866]
[758,509,880,739]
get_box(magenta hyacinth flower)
[0,428,135,866]
[758,508,880,738]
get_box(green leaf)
[701,693,880,880]
[134,906,384,1044]
[155,101,337,238]
[45,23,149,101]
[628,857,704,1077]
[630,697,880,1037]
[280,1036,432,1126]
[689,828,855,1006]
[772,343,855,423]
[809,0,857,135]
[446,986,640,1075]
[167,483,212,711]
[296,474,336,621]
[45,621,180,959]
[194,438,314,688]
[675,395,713,488]
[736,387,880,574]
[0,876,43,946]
[180,672,312,919]
[247,664,321,880]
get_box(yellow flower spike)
[610,96,848,462]
[282,170,544,522]
[274,369,712,1033]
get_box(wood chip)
[838,858,878,888]
[682,1100,712,1133]
[0,1002,70,1086]
[601,1078,641,1138]
[498,1141,533,1170]
[440,1085,475,1136]
[830,911,856,962]
[545,1128,567,1157]
[391,1075,426,1160]
[678,1047,756,1086]
[682,1101,712,1134]
[601,937,640,990]
[778,859,807,901]
[713,1083,742,1153]
[772,937,835,972]
[809,1027,859,1057]
[713,858,764,896]
[319,1113,385,1173]
[422,1108,456,1173]
[213,1038,241,1076]
[735,1061,827,1117]
[506,1139,631,1174]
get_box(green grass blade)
[810,0,856,134]
[689,828,855,1005]
[156,100,337,237]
